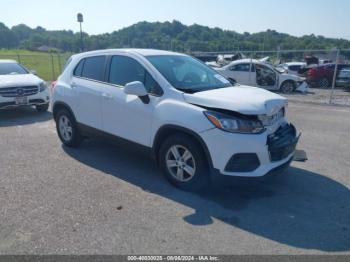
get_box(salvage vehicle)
[215,59,309,93]
[306,63,350,88]
[0,60,50,111]
[52,49,300,190]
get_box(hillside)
[1,20,350,52]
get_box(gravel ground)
[0,103,349,255]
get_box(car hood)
[0,74,43,88]
[183,86,287,116]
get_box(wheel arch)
[52,101,77,122]
[152,125,213,169]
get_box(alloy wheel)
[165,145,196,182]
[58,115,73,142]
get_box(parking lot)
[0,102,350,255]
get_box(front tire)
[159,134,210,191]
[280,81,296,93]
[55,109,82,147]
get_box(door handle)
[102,93,113,100]
[71,82,77,89]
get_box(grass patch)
[0,49,72,81]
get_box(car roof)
[284,62,306,66]
[227,58,272,67]
[72,48,184,59]
[0,59,18,64]
[229,58,259,64]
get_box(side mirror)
[124,81,150,104]
[30,70,37,75]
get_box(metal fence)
[192,48,350,106]
[0,52,72,81]
[1,49,349,106]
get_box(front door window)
[255,64,277,87]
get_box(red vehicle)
[306,63,349,88]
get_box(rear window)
[289,65,301,71]
[74,56,106,81]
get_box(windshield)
[147,55,231,93]
[0,63,28,75]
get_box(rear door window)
[80,56,106,81]
[230,63,255,72]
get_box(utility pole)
[329,49,340,104]
[77,13,84,52]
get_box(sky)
[2,0,350,39]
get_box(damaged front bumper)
[295,81,309,93]
[200,123,300,177]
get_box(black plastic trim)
[267,124,299,162]
[224,153,260,172]
[52,101,77,121]
[77,123,153,157]
[152,124,213,169]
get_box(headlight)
[39,82,47,92]
[204,111,265,134]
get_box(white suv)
[0,60,50,112]
[52,49,299,190]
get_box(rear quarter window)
[73,59,85,76]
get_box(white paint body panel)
[52,49,297,178]
[183,86,287,116]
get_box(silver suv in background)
[0,60,50,112]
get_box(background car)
[0,60,50,112]
[306,63,350,88]
[215,59,309,93]
[277,62,306,76]
[336,68,350,89]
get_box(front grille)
[0,85,39,97]
[267,124,299,162]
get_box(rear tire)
[159,134,210,191]
[55,109,82,147]
[36,103,49,112]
